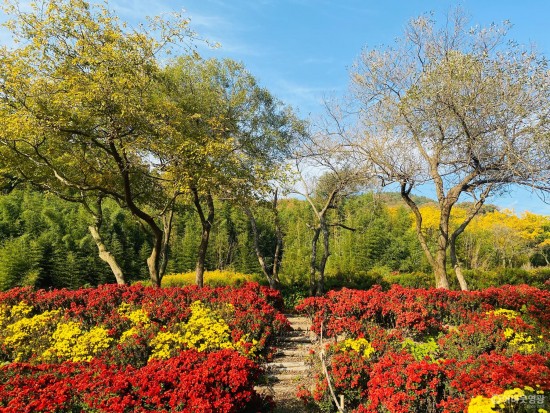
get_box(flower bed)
[296,285,550,413]
[0,282,288,412]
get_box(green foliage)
[402,337,439,361]
[0,189,549,292]
[0,189,148,290]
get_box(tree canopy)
[347,10,550,288]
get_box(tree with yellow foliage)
[0,0,197,286]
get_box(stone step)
[267,366,309,376]
[268,372,309,382]
[280,335,313,344]
[255,384,298,394]
[267,361,307,369]
[284,330,310,337]
[275,348,311,357]
[287,317,309,322]
[291,324,311,330]
[286,317,310,323]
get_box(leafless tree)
[347,10,550,289]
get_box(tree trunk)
[109,141,165,287]
[195,225,211,288]
[159,209,174,280]
[448,187,490,291]
[147,234,162,287]
[433,249,450,289]
[88,224,125,285]
[317,220,330,295]
[271,217,283,288]
[434,206,451,289]
[244,206,279,289]
[450,236,468,290]
[192,189,215,288]
[401,183,446,287]
[310,226,321,296]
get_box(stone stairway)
[257,314,316,412]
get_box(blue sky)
[6,0,550,214]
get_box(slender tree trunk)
[147,234,163,287]
[435,207,451,289]
[272,215,283,287]
[448,189,490,291]
[159,209,174,280]
[270,189,283,288]
[82,196,126,285]
[88,224,125,285]
[310,226,321,296]
[317,219,330,295]
[401,183,446,287]
[195,225,211,288]
[192,188,214,288]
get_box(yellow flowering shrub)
[0,301,33,330]
[43,321,113,362]
[468,386,547,412]
[503,328,538,354]
[485,308,542,354]
[486,309,520,320]
[468,388,525,412]
[161,270,262,287]
[2,309,61,362]
[118,302,150,342]
[149,301,236,360]
[338,338,375,358]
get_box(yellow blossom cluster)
[486,309,521,320]
[2,306,61,362]
[149,300,236,360]
[485,308,542,354]
[503,328,537,354]
[42,321,113,362]
[1,300,112,363]
[468,386,546,413]
[161,269,261,287]
[118,302,151,342]
[338,338,376,359]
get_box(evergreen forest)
[1,187,548,292]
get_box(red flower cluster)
[0,349,270,413]
[296,285,550,413]
[296,284,549,338]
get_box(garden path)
[257,315,316,412]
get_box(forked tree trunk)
[110,140,165,287]
[244,205,281,290]
[84,196,125,285]
[401,183,451,289]
[448,189,490,291]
